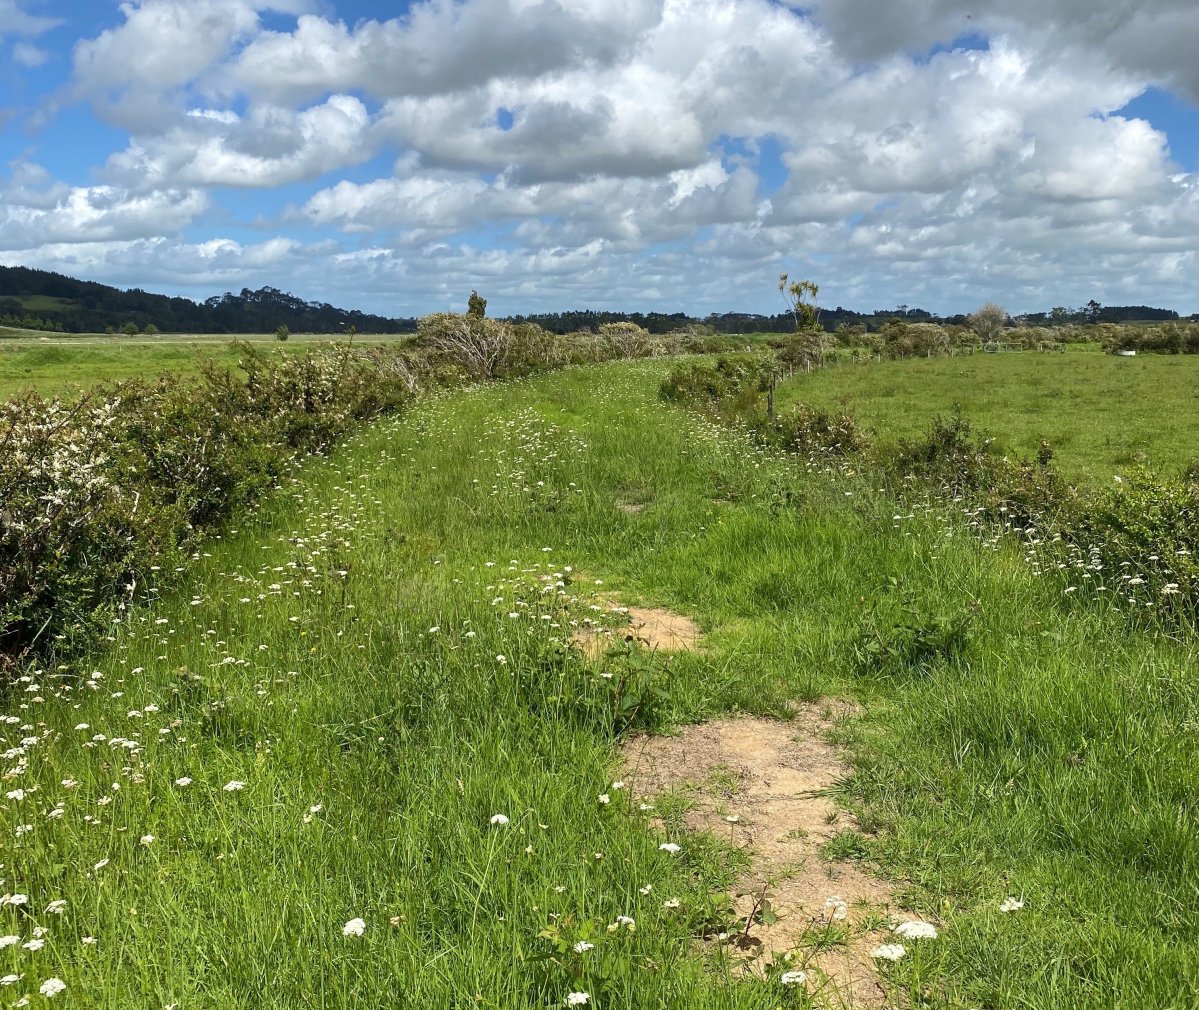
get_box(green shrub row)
[0,342,451,671]
[660,355,1199,628]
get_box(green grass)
[0,334,411,399]
[775,346,1199,485]
[3,361,1198,1007]
[2,295,80,313]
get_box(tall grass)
[2,362,1196,1007]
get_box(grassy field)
[0,332,410,399]
[3,360,1197,1008]
[776,346,1199,485]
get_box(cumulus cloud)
[227,0,664,104]
[106,95,374,188]
[0,175,208,249]
[808,0,1199,100]
[26,0,1199,313]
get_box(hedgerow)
[0,342,433,671]
[659,354,1199,628]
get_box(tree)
[122,322,139,336]
[1084,299,1102,324]
[1049,306,1069,327]
[467,290,487,319]
[778,274,820,330]
[143,323,160,335]
[968,303,1007,343]
[275,325,290,342]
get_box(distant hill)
[0,265,417,335]
[2,264,1193,335]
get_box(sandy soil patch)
[574,603,702,658]
[622,705,919,1007]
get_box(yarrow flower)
[39,978,67,998]
[780,970,808,985]
[871,943,907,962]
[223,780,246,792]
[572,941,594,953]
[490,814,509,826]
[44,900,67,915]
[139,834,154,846]
[894,920,938,940]
[658,842,681,854]
[565,994,590,1006]
[342,918,366,937]
[999,896,1025,913]
[174,777,192,787]
[597,794,610,805]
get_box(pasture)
[0,331,411,399]
[776,346,1199,485]
[2,356,1197,1009]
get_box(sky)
[1,0,1199,317]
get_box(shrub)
[0,343,423,671]
[774,402,868,457]
[275,325,290,342]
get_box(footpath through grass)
[775,346,1199,486]
[3,362,1197,1008]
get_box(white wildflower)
[894,920,938,940]
[999,896,1025,913]
[222,780,246,792]
[39,978,66,998]
[572,941,594,953]
[565,994,590,1006]
[780,970,808,985]
[871,943,907,961]
[490,813,509,826]
[342,918,366,937]
[658,842,681,854]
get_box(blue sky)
[2,0,1199,316]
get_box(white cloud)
[107,95,374,188]
[28,0,1199,314]
[808,0,1199,100]
[0,1,61,37]
[0,180,208,249]
[12,41,49,67]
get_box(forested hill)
[0,266,417,334]
[2,264,1192,336]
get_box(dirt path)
[622,706,920,1007]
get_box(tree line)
[1,264,1193,337]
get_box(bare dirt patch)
[622,705,913,1007]
[573,602,702,659]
